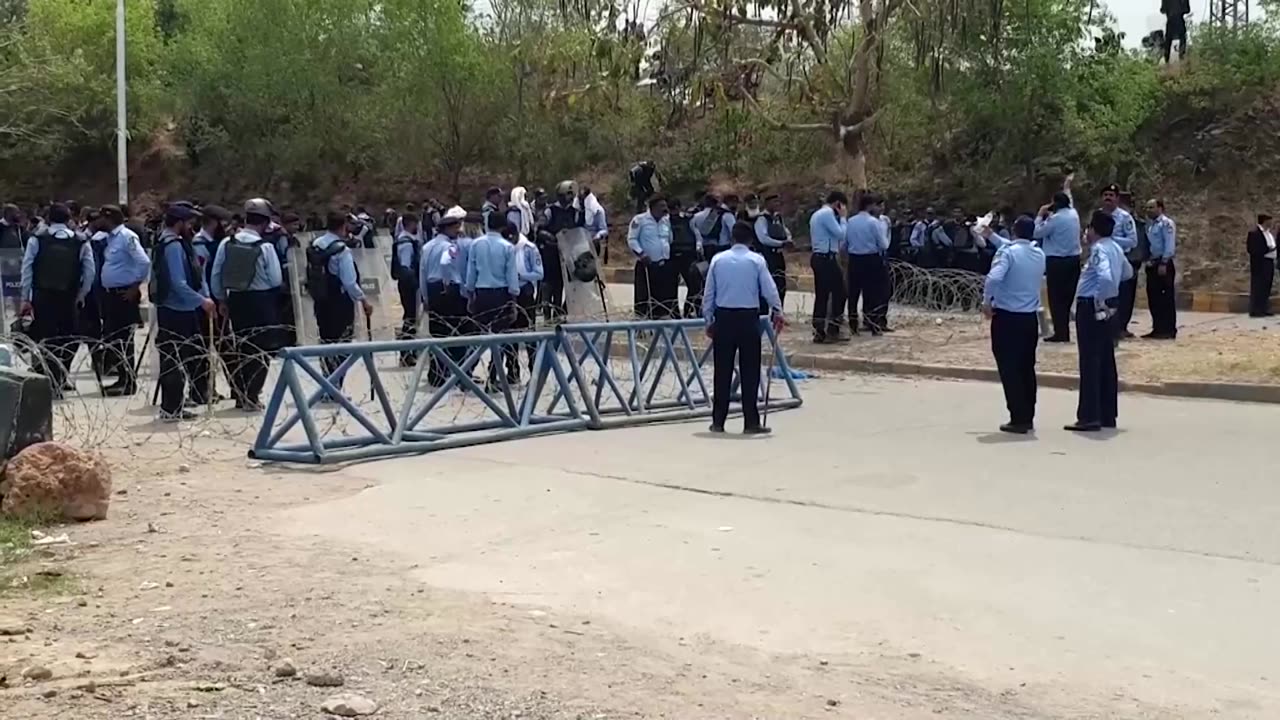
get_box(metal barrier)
[250,318,802,464]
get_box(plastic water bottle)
[0,343,12,368]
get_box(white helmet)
[439,205,466,225]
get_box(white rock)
[321,693,379,716]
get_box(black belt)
[812,251,837,257]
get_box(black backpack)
[221,239,265,293]
[305,242,348,301]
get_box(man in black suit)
[1247,214,1276,317]
[1161,0,1190,64]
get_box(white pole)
[115,0,128,206]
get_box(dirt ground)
[1,430,1131,720]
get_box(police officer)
[98,204,151,396]
[692,194,733,260]
[753,194,791,311]
[392,212,422,366]
[465,211,520,390]
[0,204,23,249]
[150,201,214,422]
[481,187,503,228]
[627,195,674,320]
[581,185,608,263]
[628,160,659,213]
[1066,211,1129,433]
[1144,199,1178,339]
[19,203,94,397]
[188,204,231,405]
[1034,181,1082,343]
[703,222,783,435]
[309,210,374,395]
[508,220,543,382]
[845,192,891,335]
[538,182,582,321]
[667,198,704,319]
[419,206,468,386]
[1100,185,1139,340]
[809,192,848,343]
[211,199,284,411]
[980,216,1046,434]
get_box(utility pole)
[115,0,128,206]
[1209,0,1251,29]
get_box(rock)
[321,693,379,716]
[22,665,53,681]
[0,442,112,521]
[75,650,97,659]
[273,658,297,678]
[825,698,840,707]
[41,688,57,698]
[187,699,201,708]
[69,690,84,699]
[0,616,29,636]
[306,671,345,687]
[75,598,87,607]
[177,463,191,474]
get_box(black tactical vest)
[221,240,266,293]
[149,234,203,305]
[546,204,582,234]
[391,236,420,283]
[669,214,697,255]
[33,231,83,294]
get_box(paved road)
[281,375,1280,718]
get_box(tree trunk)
[837,133,868,190]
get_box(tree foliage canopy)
[1,0,1279,207]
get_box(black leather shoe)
[1064,422,1101,432]
[743,426,772,436]
[708,424,726,434]
[103,383,137,397]
[999,422,1031,434]
[1044,336,1071,343]
[1102,420,1117,429]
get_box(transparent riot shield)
[288,244,398,347]
[0,248,23,336]
[557,227,607,321]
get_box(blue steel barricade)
[250,318,801,464]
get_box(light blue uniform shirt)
[210,229,284,300]
[845,212,889,255]
[192,229,217,280]
[702,245,782,324]
[465,232,519,297]
[312,232,364,300]
[20,224,95,303]
[691,207,733,248]
[100,223,151,289]
[156,230,207,312]
[418,234,463,302]
[1108,206,1137,252]
[1034,207,1082,257]
[909,221,927,248]
[516,239,544,288]
[753,215,790,248]
[1076,238,1128,303]
[808,205,846,254]
[394,231,420,275]
[983,240,1045,313]
[586,204,608,240]
[1147,214,1176,260]
[626,212,672,263]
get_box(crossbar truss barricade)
[250,318,802,464]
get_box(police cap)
[166,200,202,221]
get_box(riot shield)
[288,245,397,347]
[0,248,22,336]
[556,227,606,321]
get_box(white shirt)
[1262,225,1276,259]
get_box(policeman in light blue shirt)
[980,216,1046,434]
[1143,198,1178,339]
[310,212,374,395]
[210,198,285,411]
[1067,211,1126,433]
[95,205,151,396]
[627,196,675,319]
[1101,185,1141,340]
[845,193,893,334]
[418,206,468,387]
[808,191,848,343]
[467,212,520,389]
[392,214,423,365]
[1034,187,1082,343]
[908,212,930,249]
[691,195,734,257]
[150,201,215,421]
[505,224,545,382]
[702,222,782,436]
[19,202,95,397]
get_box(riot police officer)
[150,201,214,422]
[392,213,422,366]
[19,203,94,397]
[419,206,468,386]
[667,198,704,319]
[98,204,152,396]
[538,182,583,321]
[753,194,791,310]
[189,204,231,405]
[308,210,373,395]
[210,199,284,411]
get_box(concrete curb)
[787,353,1280,405]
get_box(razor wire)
[0,258,989,463]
